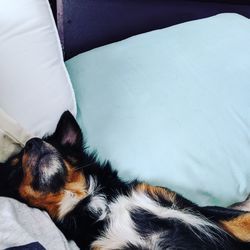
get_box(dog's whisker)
[73,162,95,171]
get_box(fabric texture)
[66,13,250,206]
[0,198,79,250]
[0,108,32,162]
[0,0,76,138]
[6,242,46,250]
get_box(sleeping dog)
[1,111,250,250]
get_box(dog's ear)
[53,111,83,150]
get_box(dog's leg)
[137,184,250,243]
[135,184,250,248]
[201,206,250,242]
[221,212,250,242]
[135,183,177,204]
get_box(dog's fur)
[1,111,250,249]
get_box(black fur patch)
[0,153,23,201]
[129,208,229,250]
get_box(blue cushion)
[66,14,250,206]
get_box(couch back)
[50,0,250,59]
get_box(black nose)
[25,138,43,152]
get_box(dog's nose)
[24,138,43,152]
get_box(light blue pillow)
[66,14,250,207]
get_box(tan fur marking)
[10,157,20,166]
[91,246,102,250]
[19,185,64,218]
[19,157,88,219]
[19,154,63,218]
[64,161,88,199]
[221,213,250,241]
[136,183,176,204]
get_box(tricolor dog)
[1,111,250,249]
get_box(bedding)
[0,197,79,250]
[0,0,76,138]
[0,108,31,162]
[66,13,250,207]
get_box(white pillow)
[0,0,76,138]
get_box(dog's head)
[13,111,89,220]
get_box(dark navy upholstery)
[5,242,46,250]
[51,0,250,59]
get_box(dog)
[1,111,250,250]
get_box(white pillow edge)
[44,0,77,117]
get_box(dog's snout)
[25,138,43,153]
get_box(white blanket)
[0,197,79,250]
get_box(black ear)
[53,111,83,149]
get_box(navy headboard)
[51,0,250,60]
